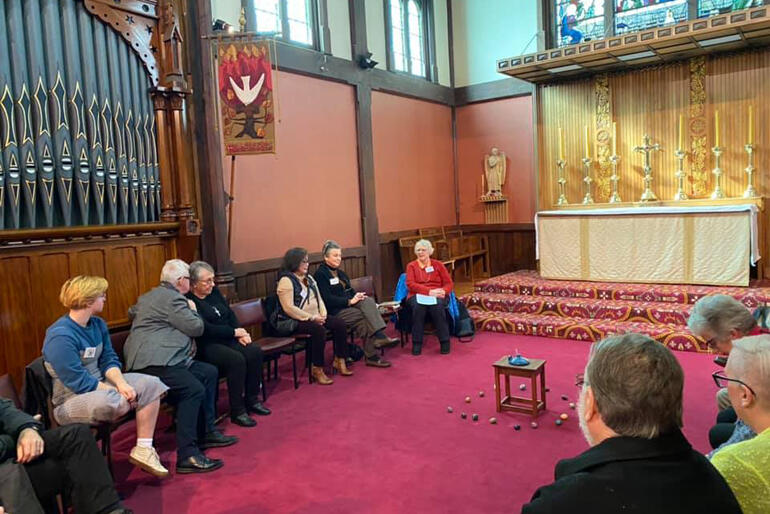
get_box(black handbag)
[269,309,298,336]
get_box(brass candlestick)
[673,149,688,200]
[711,146,725,199]
[581,157,594,205]
[556,159,568,205]
[608,154,621,203]
[744,143,758,198]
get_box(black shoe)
[365,355,392,368]
[230,413,257,427]
[440,341,450,354]
[176,454,224,474]
[199,430,238,449]
[412,342,422,356]
[247,402,272,416]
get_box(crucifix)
[633,134,662,202]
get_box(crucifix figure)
[633,134,662,202]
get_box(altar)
[536,204,760,287]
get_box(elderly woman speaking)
[406,239,454,355]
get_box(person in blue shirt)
[42,276,170,478]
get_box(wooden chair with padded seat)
[0,373,22,408]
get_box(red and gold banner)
[218,40,275,155]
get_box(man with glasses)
[124,259,238,474]
[523,333,741,514]
[710,336,770,514]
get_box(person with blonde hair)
[405,239,453,355]
[711,335,770,514]
[42,276,170,478]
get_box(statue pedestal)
[481,195,508,224]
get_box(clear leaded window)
[252,0,316,48]
[388,0,427,77]
[555,0,605,47]
[615,0,688,35]
[698,0,764,17]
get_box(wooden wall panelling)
[460,225,537,277]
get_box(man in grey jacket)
[124,259,237,474]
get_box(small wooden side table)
[493,357,547,418]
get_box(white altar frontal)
[536,204,760,287]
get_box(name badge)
[426,266,435,273]
[300,289,308,300]
[329,277,340,285]
[83,347,96,359]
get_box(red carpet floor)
[112,333,720,513]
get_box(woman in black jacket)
[313,240,397,368]
[187,261,271,427]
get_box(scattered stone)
[460,412,467,419]
[560,413,568,420]
[489,417,497,424]
[555,419,563,426]
[465,396,472,403]
[569,402,576,410]
[530,422,538,429]
[519,384,527,391]
[561,395,569,401]
[513,424,521,431]
[479,391,485,398]
[447,406,453,413]
[472,414,479,421]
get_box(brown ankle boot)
[333,357,354,376]
[311,365,333,385]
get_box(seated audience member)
[314,240,397,368]
[42,276,169,478]
[0,397,130,513]
[711,335,770,514]
[275,247,350,385]
[688,294,760,450]
[522,333,742,514]
[405,239,453,356]
[124,259,237,474]
[187,261,271,428]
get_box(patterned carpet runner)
[461,271,770,353]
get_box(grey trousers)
[335,297,386,358]
[0,462,45,514]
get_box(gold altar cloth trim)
[536,206,758,287]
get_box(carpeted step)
[469,309,707,353]
[474,270,770,307]
[462,292,692,326]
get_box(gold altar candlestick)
[711,146,725,199]
[744,143,758,198]
[633,134,661,203]
[673,149,688,200]
[556,158,568,205]
[581,157,594,205]
[608,154,621,203]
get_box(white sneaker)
[129,445,169,478]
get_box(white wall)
[365,0,388,70]
[327,0,352,59]
[452,0,539,87]
[212,1,240,27]
[434,0,451,86]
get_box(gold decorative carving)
[594,74,612,202]
[689,56,708,197]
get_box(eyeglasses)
[200,278,215,285]
[704,336,719,350]
[712,371,757,398]
[575,373,585,387]
[301,259,309,264]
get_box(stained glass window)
[556,1,606,47]
[615,0,688,35]
[698,0,764,18]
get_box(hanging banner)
[217,40,275,155]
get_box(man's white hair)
[160,259,190,284]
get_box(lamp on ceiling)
[357,52,378,70]
[212,19,235,33]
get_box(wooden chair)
[0,373,21,408]
[349,275,405,348]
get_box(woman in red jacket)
[405,239,454,355]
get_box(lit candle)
[558,127,564,160]
[612,122,617,155]
[748,105,754,145]
[678,114,684,151]
[584,125,590,158]
[715,110,720,147]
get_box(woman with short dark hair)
[186,261,271,428]
[275,247,349,385]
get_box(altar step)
[468,310,705,353]
[461,271,770,353]
[463,292,693,326]
[473,270,770,308]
